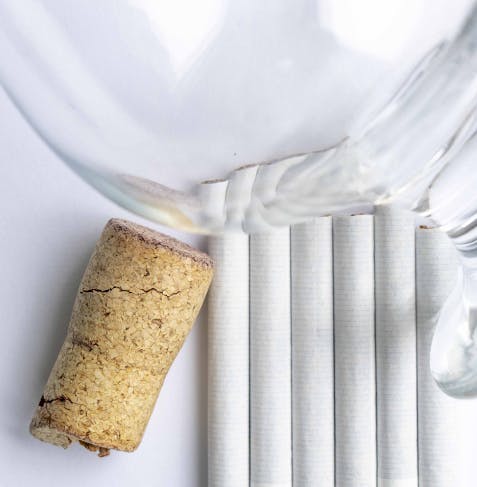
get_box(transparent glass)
[2,0,477,397]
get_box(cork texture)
[30,218,214,455]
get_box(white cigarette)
[225,165,258,231]
[416,227,459,487]
[375,206,418,487]
[246,155,309,230]
[208,232,250,487]
[333,215,376,487]
[198,179,228,231]
[291,217,334,486]
[250,228,292,487]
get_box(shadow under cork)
[196,306,209,487]
[195,235,209,487]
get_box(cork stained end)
[29,418,73,450]
[30,422,115,458]
[106,218,215,268]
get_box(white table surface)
[1,86,477,487]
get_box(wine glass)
[2,0,477,396]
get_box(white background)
[2,82,477,487]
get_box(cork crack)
[140,288,182,299]
[39,395,73,407]
[80,286,133,295]
[80,286,182,299]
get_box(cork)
[30,218,214,455]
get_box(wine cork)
[30,218,214,456]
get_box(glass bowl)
[3,0,477,397]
